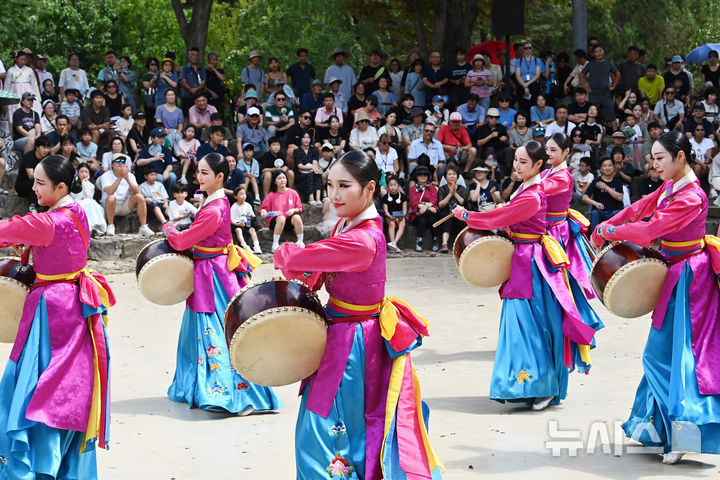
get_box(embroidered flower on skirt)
[203,327,216,336]
[237,382,249,390]
[516,370,532,384]
[326,456,354,477]
[207,345,221,357]
[208,384,227,395]
[329,423,347,436]
[210,362,221,372]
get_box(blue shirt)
[324,64,356,106]
[237,158,260,177]
[498,108,517,129]
[180,63,207,97]
[197,142,229,160]
[408,138,445,166]
[530,105,555,124]
[286,62,316,97]
[457,103,486,127]
[241,65,265,94]
[137,144,175,176]
[154,72,178,106]
[301,92,323,112]
[372,90,396,116]
[235,123,269,151]
[155,105,184,130]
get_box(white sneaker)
[241,243,251,251]
[138,224,154,236]
[272,243,280,253]
[252,244,262,254]
[296,241,305,248]
[106,224,116,236]
[530,396,554,411]
[662,451,686,464]
[236,405,256,417]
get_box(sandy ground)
[1,257,718,479]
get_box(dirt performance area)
[1,257,718,479]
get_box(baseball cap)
[693,101,706,110]
[432,95,444,103]
[244,89,258,99]
[242,142,255,151]
[472,165,489,172]
[21,92,36,100]
[150,127,167,137]
[532,125,546,136]
[111,153,129,163]
[321,142,334,151]
[671,55,683,63]
[133,111,146,120]
[312,79,322,86]
[247,106,261,116]
[449,112,463,122]
[611,130,626,138]
[486,108,500,117]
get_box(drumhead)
[604,258,668,318]
[0,278,29,343]
[458,236,514,288]
[137,254,194,305]
[228,307,328,387]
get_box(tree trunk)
[406,0,428,58]
[572,0,587,53]
[170,0,214,62]
[439,0,484,65]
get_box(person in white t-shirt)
[99,156,152,236]
[167,184,198,229]
[230,186,262,253]
[115,104,135,140]
[572,157,594,202]
[689,123,715,179]
[139,170,169,223]
[544,105,576,138]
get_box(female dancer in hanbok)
[274,151,443,480]
[0,154,114,478]
[452,141,600,411]
[163,153,281,415]
[592,131,720,464]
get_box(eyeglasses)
[573,133,582,137]
[524,46,533,50]
[276,97,286,101]
[149,62,157,66]
[380,141,389,145]
[696,129,705,132]
[665,91,675,95]
[499,99,509,103]
[300,115,310,119]
[423,129,435,133]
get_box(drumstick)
[433,213,456,228]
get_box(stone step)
[1,169,16,191]
[0,192,28,218]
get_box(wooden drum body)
[0,257,36,343]
[591,241,668,318]
[453,227,514,288]
[135,239,193,305]
[224,278,328,387]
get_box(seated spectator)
[579,105,604,162]
[456,94,485,136]
[102,80,125,118]
[640,166,663,198]
[223,154,247,204]
[621,112,644,144]
[702,87,719,126]
[58,135,80,169]
[127,111,150,159]
[136,127,177,194]
[474,108,510,175]
[408,166,439,252]
[300,79,324,113]
[235,106,269,154]
[348,82,368,113]
[197,125,230,159]
[605,131,632,159]
[154,89,184,149]
[508,111,533,151]
[436,112,477,173]
[293,132,322,205]
[75,127,99,173]
[374,133,400,179]
[176,125,201,185]
[154,57,179,108]
[167,184,198,229]
[638,63,665,107]
[582,156,625,233]
[47,115,75,155]
[40,99,58,135]
[689,123,715,178]
[230,186,262,253]
[467,164,501,211]
[392,93,415,126]
[235,88,264,126]
[81,89,113,147]
[70,162,107,235]
[382,175,407,253]
[15,135,51,212]
[402,107,425,152]
[327,77,347,113]
[284,109,315,166]
[139,170,169,224]
[238,143,261,204]
[258,170,304,251]
[683,102,715,140]
[501,169,522,200]
[13,92,41,154]
[99,155,152,236]
[567,87,590,124]
[259,137,294,195]
[572,157,594,202]
[408,122,445,176]
[642,121,663,170]
[424,95,449,127]
[314,93,344,135]
[317,142,335,187]
[496,93,517,129]
[349,110,379,151]
[264,92,295,139]
[352,95,383,129]
[437,165,467,253]
[58,88,81,131]
[115,104,134,139]
[653,87,684,131]
[188,91,217,136]
[530,93,554,126]
[544,105,577,138]
[373,77,396,117]
[317,115,347,159]
[200,112,233,149]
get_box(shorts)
[149,202,167,214]
[13,136,31,151]
[270,215,297,232]
[114,198,132,216]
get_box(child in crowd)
[318,142,335,191]
[259,170,304,252]
[382,175,407,253]
[59,88,81,131]
[167,184,198,229]
[238,143,261,204]
[115,104,134,139]
[572,157,594,202]
[76,128,99,173]
[621,112,643,143]
[70,162,107,235]
[140,170,169,223]
[176,125,201,186]
[230,186,262,253]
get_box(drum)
[135,239,193,305]
[0,257,36,343]
[591,241,668,318]
[224,278,328,387]
[453,227,514,288]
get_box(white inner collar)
[204,188,226,205]
[335,204,378,236]
[49,195,74,212]
[671,169,697,195]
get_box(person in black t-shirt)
[474,109,510,173]
[567,87,591,124]
[640,165,664,197]
[467,165,501,211]
[15,136,52,211]
[382,175,408,252]
[259,136,294,195]
[582,157,625,232]
[448,48,472,109]
[126,112,151,159]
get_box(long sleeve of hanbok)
[0,213,55,248]
[166,205,222,251]
[605,183,665,228]
[601,191,704,246]
[544,171,572,197]
[274,229,376,282]
[455,192,541,230]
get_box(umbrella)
[0,90,20,107]
[467,40,516,65]
[685,43,720,65]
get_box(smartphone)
[194,190,204,200]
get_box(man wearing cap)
[235,89,263,126]
[236,107,269,154]
[242,50,265,99]
[436,111,477,171]
[324,48,356,107]
[286,48,316,98]
[99,154,152,236]
[408,122,445,174]
[402,106,425,152]
[327,76,347,113]
[12,92,42,154]
[358,50,390,93]
[136,127,177,195]
[580,44,620,130]
[301,79,324,114]
[34,54,53,89]
[684,102,715,140]
[663,55,692,102]
[180,47,207,122]
[81,89,113,146]
[127,111,150,158]
[188,91,218,134]
[532,125,546,142]
[475,107,510,171]
[456,93,486,136]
